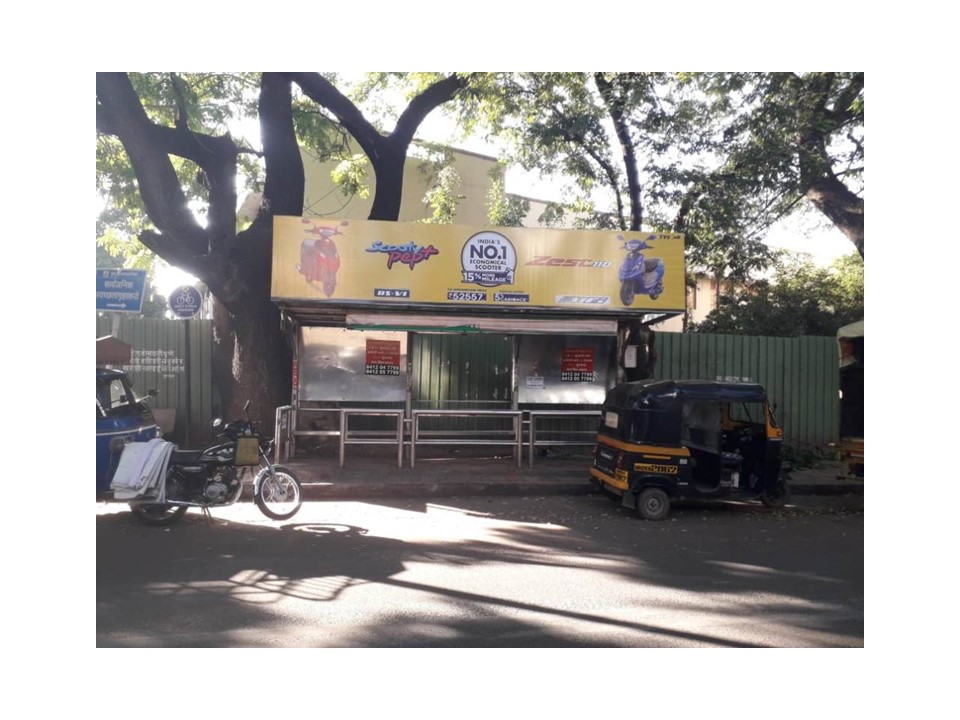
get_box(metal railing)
[410,410,523,468]
[290,407,341,458]
[527,410,600,468]
[339,408,406,468]
[280,405,601,470]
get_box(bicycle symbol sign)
[168,285,202,319]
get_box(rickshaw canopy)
[604,379,768,410]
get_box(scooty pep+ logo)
[366,240,439,270]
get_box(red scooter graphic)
[297,220,348,297]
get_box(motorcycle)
[617,234,664,306]
[124,402,303,526]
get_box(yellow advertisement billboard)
[272,216,685,313]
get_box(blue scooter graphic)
[617,234,664,306]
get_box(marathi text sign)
[96,269,147,313]
[272,217,685,313]
[561,347,595,382]
[365,339,401,376]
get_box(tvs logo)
[366,240,439,270]
[555,295,611,305]
[461,231,517,287]
[526,256,613,268]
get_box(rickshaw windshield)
[96,374,143,419]
[729,402,766,425]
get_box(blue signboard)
[169,285,203,319]
[96,269,148,313]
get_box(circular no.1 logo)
[460,230,517,287]
[169,285,202,319]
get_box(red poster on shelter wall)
[561,347,595,382]
[365,339,401,376]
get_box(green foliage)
[692,72,864,252]
[782,443,829,470]
[421,166,465,224]
[330,154,371,199]
[485,165,529,227]
[537,202,567,228]
[690,252,864,336]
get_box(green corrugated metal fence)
[653,332,839,447]
[96,319,838,449]
[96,316,215,443]
[411,333,513,409]
[411,333,513,434]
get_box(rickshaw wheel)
[636,487,670,521]
[760,476,791,508]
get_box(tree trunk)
[369,144,407,221]
[225,295,291,431]
[211,296,236,419]
[806,180,864,257]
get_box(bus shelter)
[269,217,685,469]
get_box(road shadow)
[97,495,862,647]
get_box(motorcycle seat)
[170,449,205,464]
[644,258,660,272]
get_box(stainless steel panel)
[299,327,407,402]
[517,334,616,405]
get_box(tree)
[96,72,465,421]
[697,72,864,256]
[690,252,864,337]
[458,73,655,232]
[466,73,785,355]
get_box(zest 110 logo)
[366,240,439,270]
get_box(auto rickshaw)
[96,367,160,494]
[589,379,790,520]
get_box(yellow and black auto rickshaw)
[590,380,790,520]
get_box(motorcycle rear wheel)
[254,466,303,521]
[129,503,188,526]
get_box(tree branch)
[286,72,383,158]
[96,72,242,280]
[594,73,643,231]
[256,73,305,226]
[391,74,467,147]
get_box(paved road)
[96,492,863,647]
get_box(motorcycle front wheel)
[129,503,188,526]
[619,281,635,306]
[254,466,303,521]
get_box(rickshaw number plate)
[234,436,260,466]
[615,468,629,483]
[634,462,678,475]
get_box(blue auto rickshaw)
[96,367,160,494]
